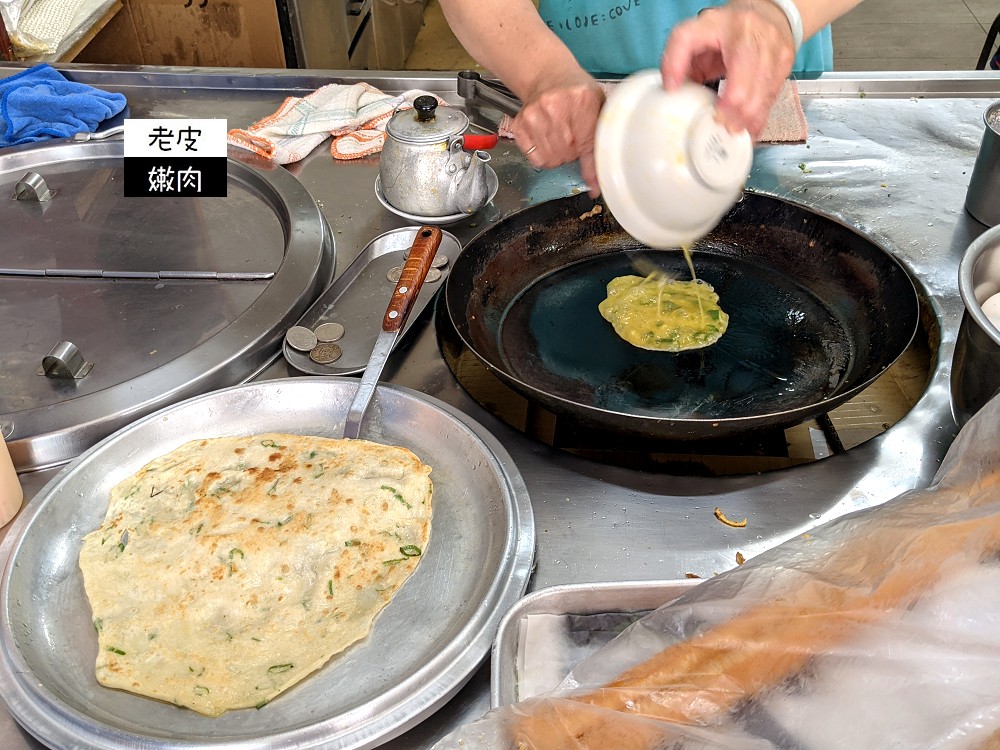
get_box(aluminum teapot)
[380,96,496,217]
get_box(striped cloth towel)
[227,82,441,164]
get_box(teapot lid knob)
[414,96,438,122]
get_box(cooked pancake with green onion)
[598,274,729,352]
[79,433,432,716]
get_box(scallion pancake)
[78,433,432,716]
[598,274,729,351]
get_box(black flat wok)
[444,192,919,440]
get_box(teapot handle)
[462,133,499,150]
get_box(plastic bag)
[0,0,37,34]
[1,0,94,58]
[0,0,44,55]
[434,393,1000,750]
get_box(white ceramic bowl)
[595,70,754,248]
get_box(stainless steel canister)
[952,224,1000,426]
[966,101,1000,226]
[0,429,22,528]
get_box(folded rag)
[0,63,127,148]
[498,79,808,144]
[227,82,442,164]
[718,78,808,144]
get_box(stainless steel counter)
[3,65,998,749]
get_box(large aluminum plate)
[0,378,535,750]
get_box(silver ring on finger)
[525,145,537,156]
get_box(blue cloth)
[0,64,127,148]
[538,0,833,76]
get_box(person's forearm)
[437,0,588,99]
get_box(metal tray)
[374,167,499,226]
[0,378,535,750]
[283,227,462,376]
[491,579,700,707]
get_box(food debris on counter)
[714,507,747,528]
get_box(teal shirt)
[538,0,832,76]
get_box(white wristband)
[759,0,803,54]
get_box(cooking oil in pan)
[496,249,852,420]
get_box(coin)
[425,268,442,283]
[309,343,343,364]
[386,266,402,284]
[285,326,318,352]
[314,322,345,342]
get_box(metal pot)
[952,225,1000,426]
[380,96,495,217]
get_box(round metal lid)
[0,140,334,471]
[385,97,469,145]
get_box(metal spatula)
[343,226,443,439]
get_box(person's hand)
[660,0,798,138]
[509,69,606,196]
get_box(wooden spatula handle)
[383,226,443,332]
